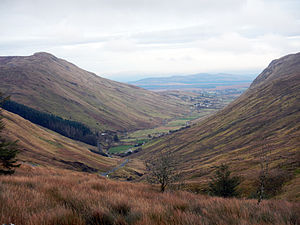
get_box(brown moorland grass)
[0,165,299,225]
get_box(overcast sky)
[1,0,300,81]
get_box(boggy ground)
[0,165,299,225]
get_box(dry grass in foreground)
[0,165,299,225]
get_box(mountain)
[0,52,189,131]
[134,52,300,199]
[129,73,255,90]
[1,109,119,172]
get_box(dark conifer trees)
[208,164,240,197]
[0,92,20,175]
[2,100,97,146]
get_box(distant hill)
[129,73,255,90]
[0,52,189,131]
[134,52,300,200]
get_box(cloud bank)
[0,0,299,80]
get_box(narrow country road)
[100,159,129,177]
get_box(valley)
[0,52,299,224]
[108,88,246,155]
[1,1,300,224]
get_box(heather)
[0,165,299,225]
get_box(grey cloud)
[133,26,219,44]
[0,0,299,78]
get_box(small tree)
[257,146,269,204]
[145,151,181,192]
[113,134,119,142]
[255,142,287,204]
[0,140,19,175]
[0,92,20,175]
[208,164,240,198]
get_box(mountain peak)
[251,52,300,88]
[33,52,57,59]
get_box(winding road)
[100,159,129,177]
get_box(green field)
[108,145,134,154]
[165,119,189,127]
[124,109,217,140]
[108,139,148,154]
[136,139,148,144]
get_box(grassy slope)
[1,110,119,172]
[133,53,300,199]
[0,52,189,131]
[0,165,299,225]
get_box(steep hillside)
[134,53,300,198]
[1,109,119,172]
[0,52,189,131]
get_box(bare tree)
[145,151,181,192]
[257,141,270,205]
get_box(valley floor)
[0,164,299,225]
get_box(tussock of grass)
[0,165,299,225]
